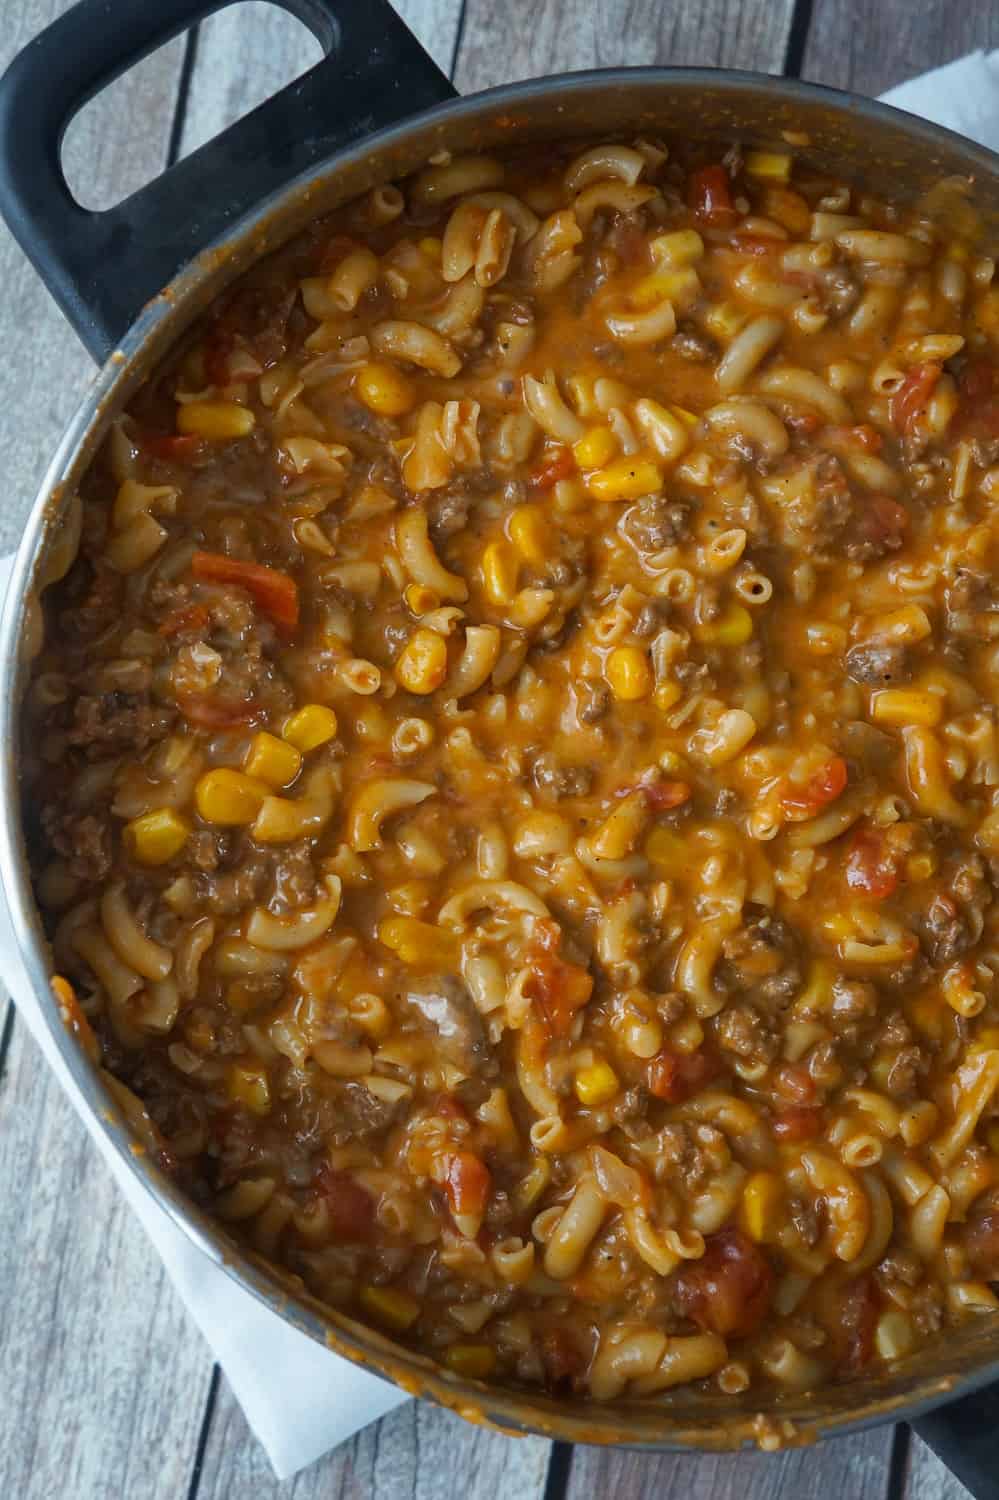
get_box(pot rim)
[5,62,999,1450]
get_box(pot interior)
[9,69,999,1449]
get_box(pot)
[2,0,999,1487]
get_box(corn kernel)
[395,627,448,693]
[696,603,753,647]
[650,229,705,267]
[195,768,269,825]
[244,731,303,789]
[745,150,792,181]
[355,360,416,417]
[282,704,338,752]
[906,852,936,882]
[654,680,683,712]
[445,1343,497,1379]
[573,425,618,470]
[871,688,943,728]
[908,992,945,1040]
[507,504,552,565]
[419,236,443,260]
[379,916,460,969]
[481,540,519,605]
[177,400,255,439]
[645,826,687,875]
[404,582,440,615]
[574,1058,619,1107]
[359,1284,420,1332]
[704,301,749,340]
[587,455,663,503]
[740,1171,784,1244]
[631,268,700,311]
[123,808,191,866]
[226,1062,271,1116]
[606,645,653,701]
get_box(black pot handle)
[0,0,456,363]
[911,1383,999,1500]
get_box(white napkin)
[5,48,999,1482]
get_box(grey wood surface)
[0,0,986,1497]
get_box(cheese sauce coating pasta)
[26,140,999,1402]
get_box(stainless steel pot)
[3,1,999,1487]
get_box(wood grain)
[802,0,999,96]
[195,1384,552,1499]
[178,0,463,159]
[454,0,798,93]
[904,1435,972,1500]
[0,1023,215,1500]
[565,1429,894,1500]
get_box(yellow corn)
[650,229,705,267]
[395,627,448,693]
[654,680,683,712]
[574,1058,619,1107]
[745,150,792,181]
[631,268,700,311]
[379,916,460,969]
[587,456,663,503]
[871,688,943,728]
[704,301,749,340]
[195,768,269,825]
[419,236,443,260]
[445,1344,497,1379]
[906,852,937,882]
[573,424,618,470]
[244,731,303,789]
[123,808,191,866]
[908,991,945,1041]
[606,645,653,701]
[740,1171,784,1244]
[645,826,687,875]
[177,400,255,439]
[226,1062,271,1116]
[355,360,416,417]
[507,503,552,565]
[282,704,338,752]
[481,540,519,605]
[696,603,753,647]
[404,582,440,615]
[360,1284,420,1332]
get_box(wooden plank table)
[0,1,995,1496]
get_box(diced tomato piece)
[317,1166,376,1240]
[647,1046,719,1103]
[670,1229,773,1338]
[640,779,692,812]
[176,693,259,729]
[779,755,848,820]
[531,445,576,491]
[525,922,593,1039]
[689,165,737,227]
[846,825,901,899]
[856,494,909,554]
[433,1092,469,1122]
[785,410,822,437]
[890,362,942,435]
[833,1273,880,1372]
[441,1151,491,1219]
[143,431,207,463]
[772,1105,823,1142]
[191,550,300,638]
[158,603,211,638]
